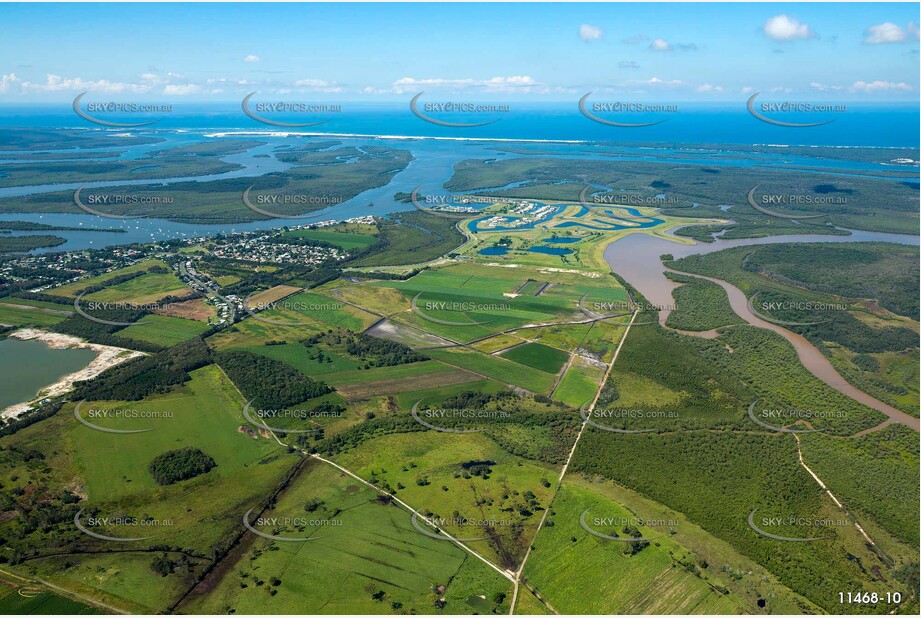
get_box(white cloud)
[646,38,696,52]
[618,60,640,69]
[21,74,152,93]
[393,77,475,88]
[629,77,684,88]
[864,22,920,44]
[243,54,261,63]
[865,23,907,44]
[696,83,724,93]
[849,80,912,93]
[741,86,754,95]
[391,75,540,94]
[579,24,603,41]
[623,34,649,45]
[293,78,343,93]
[0,73,20,93]
[810,81,842,92]
[163,84,201,95]
[763,15,815,41]
[484,75,536,87]
[909,22,920,38]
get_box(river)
[603,228,920,431]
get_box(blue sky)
[1,2,918,102]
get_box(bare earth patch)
[334,368,480,400]
[248,285,303,307]
[155,297,216,322]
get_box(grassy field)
[178,460,513,615]
[47,260,172,298]
[472,333,526,353]
[571,429,914,613]
[284,225,378,250]
[245,341,359,375]
[0,299,70,328]
[23,552,200,614]
[0,582,99,615]
[522,477,820,614]
[115,314,211,347]
[374,264,626,344]
[207,317,325,350]
[1,362,302,612]
[552,356,605,406]
[498,342,569,374]
[333,430,560,570]
[69,364,293,505]
[85,271,188,305]
[242,289,377,333]
[247,284,302,306]
[522,482,745,614]
[427,347,557,395]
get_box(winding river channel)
[603,229,920,431]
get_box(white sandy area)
[1,329,146,420]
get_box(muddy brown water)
[603,229,920,432]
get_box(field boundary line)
[792,434,881,551]
[509,310,637,615]
[256,412,517,585]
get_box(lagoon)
[0,337,96,410]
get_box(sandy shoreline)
[0,328,146,420]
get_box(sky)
[1,2,919,103]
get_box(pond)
[478,246,510,256]
[0,338,96,411]
[529,245,573,255]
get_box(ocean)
[0,102,918,148]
